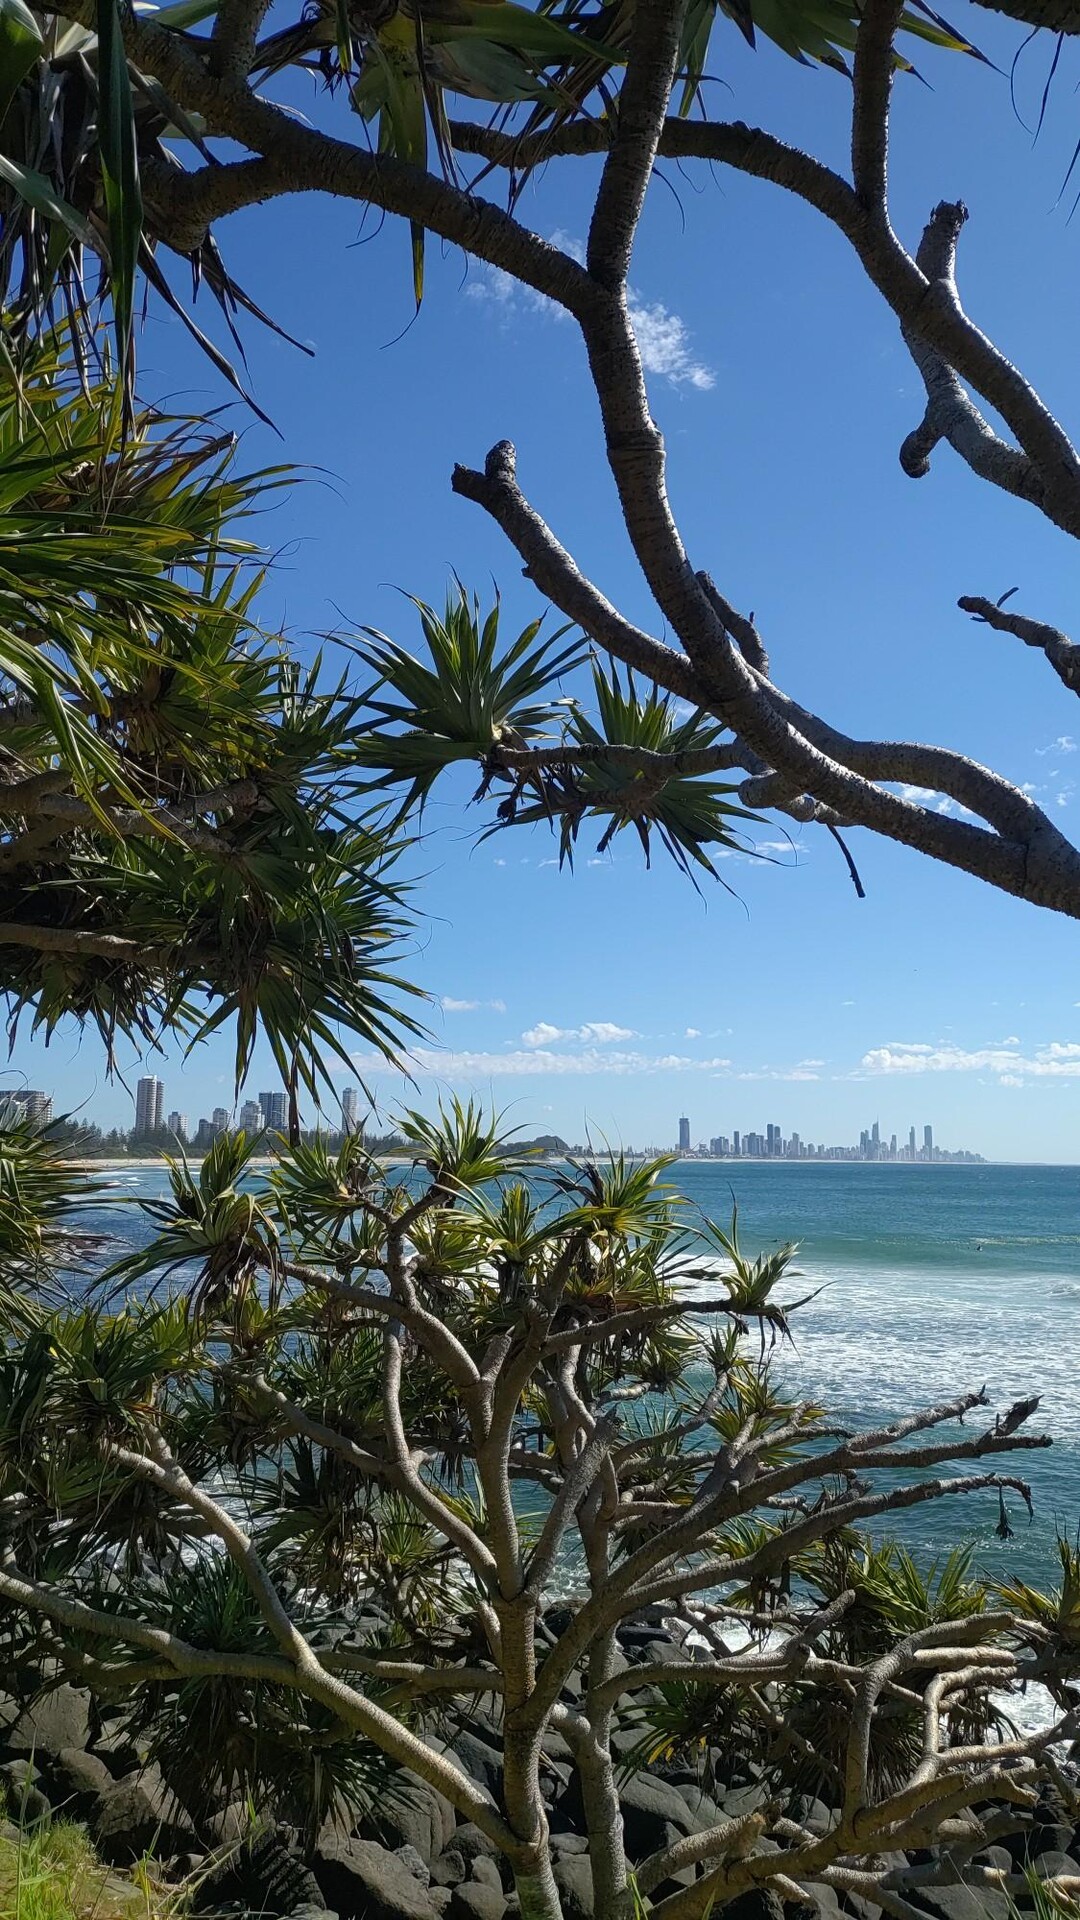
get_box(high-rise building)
[167,1111,188,1138]
[259,1090,288,1130]
[871,1120,880,1149]
[239,1099,264,1133]
[212,1107,229,1132]
[0,1089,52,1126]
[733,1130,740,1157]
[678,1116,691,1153]
[135,1076,164,1134]
[342,1086,360,1132]
[909,1126,917,1157]
[924,1124,933,1159]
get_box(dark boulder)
[553,1854,594,1920]
[448,1883,507,1920]
[908,1885,1010,1920]
[93,1768,199,1865]
[315,1836,440,1920]
[7,1685,91,1757]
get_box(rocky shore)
[2,1608,1076,1920]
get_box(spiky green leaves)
[354,588,584,822]
[0,332,422,1096]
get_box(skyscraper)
[342,1086,359,1132]
[259,1090,288,1130]
[239,1099,264,1133]
[0,1090,52,1126]
[212,1107,229,1132]
[135,1076,164,1134]
[167,1111,188,1138]
[924,1124,933,1159]
[678,1116,691,1153]
[909,1126,916,1157]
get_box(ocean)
[74,1158,1080,1595]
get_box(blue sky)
[9,5,1080,1159]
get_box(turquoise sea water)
[75,1158,1080,1594]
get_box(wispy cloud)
[522,1020,637,1047]
[468,231,713,391]
[894,784,978,821]
[440,996,507,1013]
[860,1038,1080,1084]
[1037,735,1077,756]
[352,1046,732,1079]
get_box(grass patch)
[0,1818,165,1920]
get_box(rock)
[675,1785,725,1831]
[7,1685,91,1757]
[374,1780,458,1862]
[723,1892,786,1920]
[398,1844,433,1886]
[315,1836,440,1920]
[453,1823,502,1866]
[193,1830,323,1915]
[431,1851,468,1888]
[430,1892,454,1917]
[93,1768,199,1865]
[448,1883,507,1920]
[449,1732,503,1800]
[840,1897,882,1920]
[206,1802,260,1848]
[553,1854,594,1920]
[470,1857,503,1893]
[1032,1851,1080,1881]
[290,1909,341,1920]
[908,1886,1010,1920]
[550,1833,589,1855]
[597,1772,702,1860]
[786,1798,835,1838]
[0,1757,38,1791]
[788,1884,842,1918]
[45,1745,113,1817]
[7,1783,52,1827]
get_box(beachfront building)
[342,1086,360,1132]
[239,1099,264,1132]
[0,1089,53,1126]
[167,1111,188,1139]
[678,1116,690,1152]
[135,1076,164,1134]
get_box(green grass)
[0,1819,165,1920]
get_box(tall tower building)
[135,1076,164,1134]
[212,1107,229,1133]
[342,1086,359,1132]
[259,1090,288,1130]
[167,1111,188,1138]
[239,1098,264,1133]
[909,1125,916,1157]
[924,1124,933,1159]
[678,1116,691,1153]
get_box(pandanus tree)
[1,1108,1078,1920]
[0,328,422,1116]
[5,0,1080,915]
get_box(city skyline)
[677,1114,982,1164]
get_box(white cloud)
[1037,735,1077,756]
[521,1020,637,1047]
[685,1027,701,1039]
[352,1046,731,1079]
[798,1058,826,1068]
[628,299,714,391]
[895,784,977,821]
[440,996,507,1013]
[860,1037,1080,1084]
[469,231,713,391]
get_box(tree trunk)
[513,1853,566,1920]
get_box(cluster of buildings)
[133,1077,361,1147]
[0,1088,53,1126]
[676,1116,982,1164]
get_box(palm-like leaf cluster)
[0,328,422,1103]
[0,0,980,364]
[355,601,763,878]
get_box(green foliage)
[354,589,584,823]
[0,328,423,1100]
[993,1530,1080,1647]
[0,1114,92,1307]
